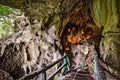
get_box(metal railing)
[19,53,70,80]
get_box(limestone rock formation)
[0,16,61,79]
[0,0,120,80]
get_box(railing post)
[94,54,98,76]
[63,53,70,74]
[94,53,99,80]
[40,64,46,80]
[66,54,70,70]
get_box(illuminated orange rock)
[60,2,100,53]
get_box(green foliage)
[0,18,14,38]
[0,5,21,38]
[0,4,11,14]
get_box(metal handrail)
[47,63,66,80]
[19,53,70,80]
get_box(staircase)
[62,71,95,80]
[19,53,104,80]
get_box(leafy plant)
[0,18,14,38]
[0,4,11,14]
[0,5,21,38]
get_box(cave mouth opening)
[60,2,102,53]
[60,1,103,74]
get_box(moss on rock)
[91,0,120,78]
[90,0,119,35]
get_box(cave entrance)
[60,2,101,52]
[60,1,102,74]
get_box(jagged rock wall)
[0,69,13,80]
[0,16,62,79]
